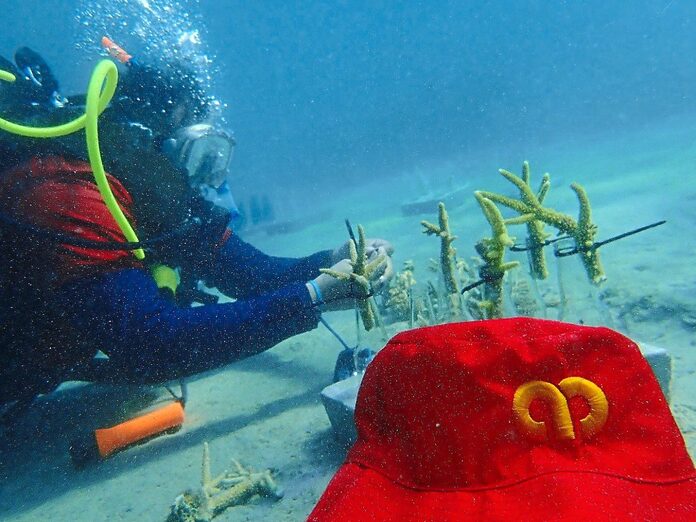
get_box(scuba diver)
[0,45,394,418]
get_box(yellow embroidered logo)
[513,377,609,441]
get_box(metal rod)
[370,295,389,341]
[345,218,357,244]
[319,316,354,351]
[510,235,570,252]
[592,220,666,249]
[512,220,666,255]
[554,221,666,257]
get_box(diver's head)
[107,53,235,192]
[111,62,210,138]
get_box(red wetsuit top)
[0,155,142,286]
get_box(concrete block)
[320,374,363,446]
[638,342,672,402]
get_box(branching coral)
[383,260,416,323]
[167,443,283,522]
[490,161,551,279]
[421,202,462,318]
[477,162,605,285]
[421,202,459,294]
[474,193,520,318]
[509,273,540,317]
[320,224,386,331]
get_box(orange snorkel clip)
[101,36,134,66]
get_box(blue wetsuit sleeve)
[58,268,321,383]
[154,200,333,297]
[206,234,334,298]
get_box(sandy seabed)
[1,116,695,521]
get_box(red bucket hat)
[309,318,696,521]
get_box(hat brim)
[308,462,696,521]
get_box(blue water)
[8,1,696,193]
[2,1,695,520]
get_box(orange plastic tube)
[95,401,185,458]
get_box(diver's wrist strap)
[307,279,324,305]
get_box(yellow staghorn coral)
[490,161,551,279]
[477,161,605,285]
[421,202,461,317]
[320,224,386,331]
[421,202,458,294]
[474,193,520,319]
[167,442,283,522]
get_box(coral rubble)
[167,443,283,522]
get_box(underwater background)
[1,0,695,520]
[8,1,696,204]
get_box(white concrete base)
[638,342,672,402]
[320,374,363,446]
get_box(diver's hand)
[309,250,393,311]
[331,238,395,264]
[306,260,361,311]
[369,245,394,293]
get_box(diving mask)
[163,123,235,189]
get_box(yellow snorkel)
[0,58,145,259]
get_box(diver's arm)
[208,234,334,298]
[160,198,334,297]
[57,268,321,383]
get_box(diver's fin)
[14,47,59,94]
